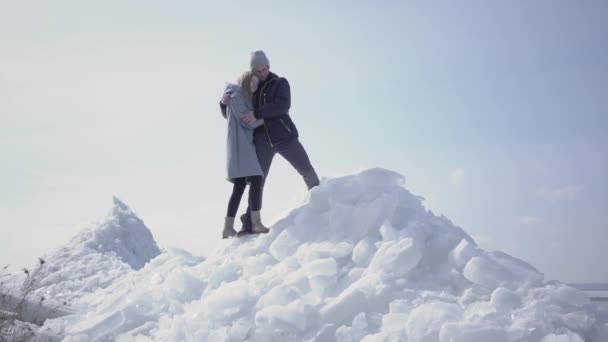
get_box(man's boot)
[222,217,237,239]
[236,213,253,237]
[251,210,270,234]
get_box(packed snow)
[32,196,162,307]
[17,168,608,341]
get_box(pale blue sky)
[1,1,607,283]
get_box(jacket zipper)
[258,79,275,147]
[280,118,292,133]
[263,125,273,147]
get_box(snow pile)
[33,197,162,306]
[39,247,204,340]
[41,169,608,341]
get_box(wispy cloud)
[536,185,582,202]
[448,168,465,188]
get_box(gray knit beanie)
[250,50,270,69]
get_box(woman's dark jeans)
[226,176,263,218]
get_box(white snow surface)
[37,168,607,341]
[32,197,162,306]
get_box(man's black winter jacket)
[221,72,298,146]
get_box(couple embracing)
[219,50,319,238]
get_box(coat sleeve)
[247,118,265,129]
[220,101,227,119]
[220,85,234,119]
[255,78,291,119]
[230,94,260,130]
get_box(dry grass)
[0,258,64,341]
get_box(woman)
[222,71,270,238]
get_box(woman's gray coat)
[224,83,264,182]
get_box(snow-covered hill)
[36,169,607,341]
[33,196,162,306]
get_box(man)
[220,50,320,235]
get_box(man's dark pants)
[240,134,319,231]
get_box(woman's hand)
[221,94,231,105]
[241,111,256,125]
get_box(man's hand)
[221,94,231,105]
[241,111,256,125]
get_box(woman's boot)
[250,211,270,234]
[222,216,237,238]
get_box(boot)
[250,210,270,234]
[240,212,252,231]
[236,213,253,237]
[222,216,237,239]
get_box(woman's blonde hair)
[236,71,257,101]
